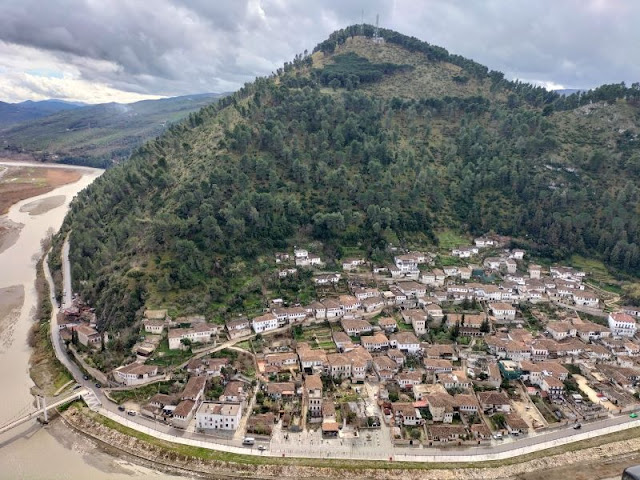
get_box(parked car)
[573,423,582,430]
[83,375,89,381]
[94,383,102,388]
[630,413,638,419]
[118,405,126,412]
[127,410,136,416]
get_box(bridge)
[0,389,90,436]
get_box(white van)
[242,437,255,446]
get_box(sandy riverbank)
[20,195,67,216]
[0,285,25,352]
[0,165,81,215]
[0,218,23,254]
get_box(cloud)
[0,0,637,103]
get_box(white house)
[143,319,165,334]
[608,312,637,338]
[342,258,365,271]
[573,291,599,308]
[528,264,541,279]
[113,363,159,386]
[196,402,242,431]
[168,324,218,350]
[389,332,421,355]
[252,312,279,333]
[489,303,516,321]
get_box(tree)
[480,318,490,333]
[492,413,506,429]
[450,321,460,340]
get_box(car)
[83,375,89,381]
[73,384,82,390]
[242,437,255,446]
[127,410,136,416]
[95,383,102,388]
[573,423,582,430]
[630,413,638,419]
[118,405,126,412]
[257,445,266,451]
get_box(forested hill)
[1,93,226,168]
[56,26,640,333]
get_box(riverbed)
[0,162,184,480]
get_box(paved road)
[61,235,72,308]
[40,239,640,463]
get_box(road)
[39,238,640,463]
[61,234,72,307]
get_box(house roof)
[181,376,206,400]
[505,412,528,429]
[305,374,323,391]
[429,424,467,438]
[378,317,397,327]
[391,402,417,417]
[266,382,296,395]
[198,402,240,416]
[341,318,372,331]
[425,393,455,409]
[477,391,510,406]
[391,332,420,345]
[611,312,636,324]
[144,309,168,320]
[362,333,389,345]
[173,399,196,418]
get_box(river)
[0,162,185,480]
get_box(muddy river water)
[0,162,184,480]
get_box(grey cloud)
[0,0,638,103]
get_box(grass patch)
[570,255,623,293]
[29,256,73,395]
[109,381,176,404]
[79,405,640,470]
[436,230,468,250]
[147,338,193,367]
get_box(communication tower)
[372,14,385,44]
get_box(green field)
[436,230,469,250]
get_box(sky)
[0,0,637,104]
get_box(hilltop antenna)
[372,13,385,44]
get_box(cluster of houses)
[99,238,640,444]
[57,301,102,348]
[140,356,250,432]
[112,310,220,386]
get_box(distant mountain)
[0,99,84,127]
[0,93,227,167]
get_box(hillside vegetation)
[1,94,225,168]
[54,26,640,335]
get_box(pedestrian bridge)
[0,389,89,436]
